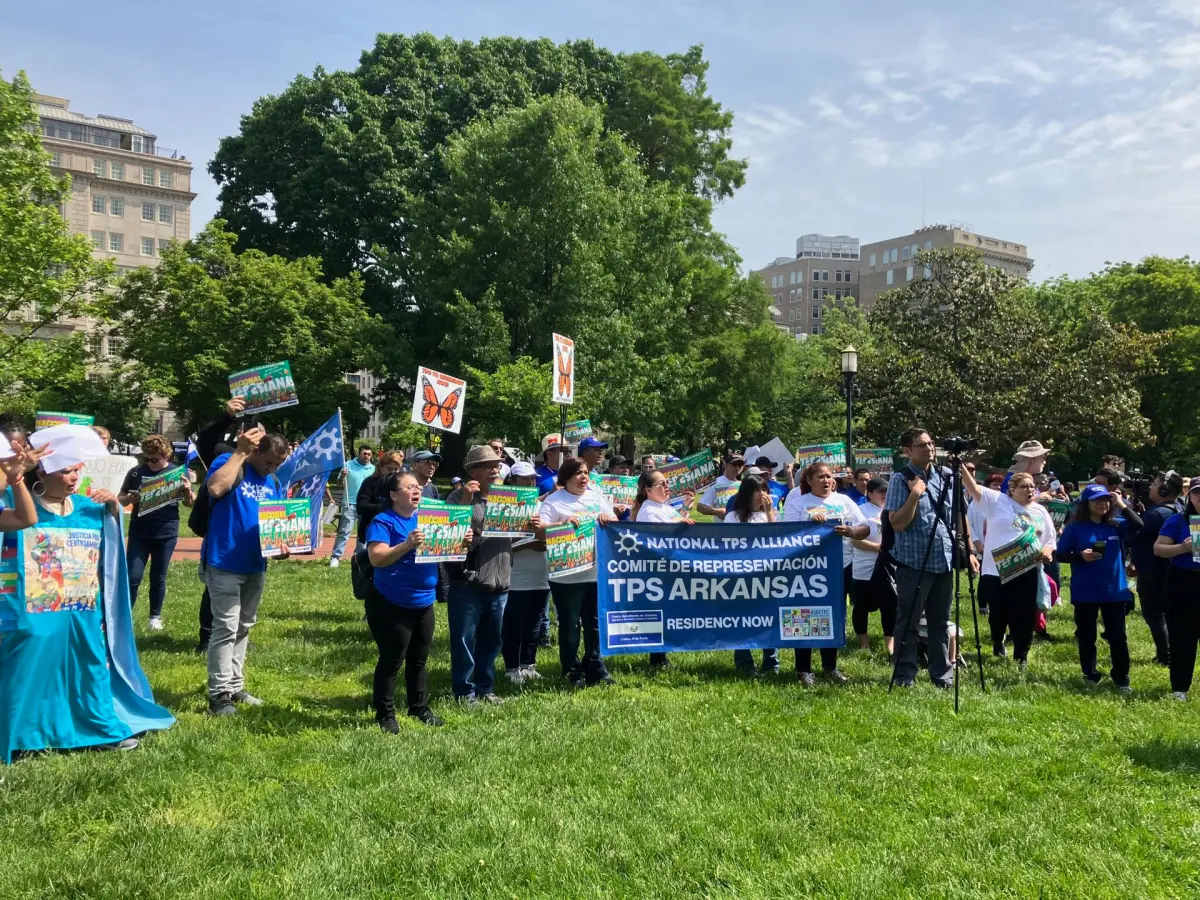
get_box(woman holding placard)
[632,471,694,670]
[782,462,868,685]
[962,469,1058,673]
[1154,481,1200,700]
[119,434,194,631]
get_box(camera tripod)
[887,451,987,711]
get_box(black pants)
[199,588,213,646]
[365,587,436,718]
[502,588,548,670]
[1139,571,1171,664]
[852,575,897,637]
[987,569,1038,661]
[1074,602,1130,686]
[796,565,850,673]
[549,581,609,683]
[127,532,178,617]
[1167,567,1200,693]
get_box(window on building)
[85,332,102,357]
[49,152,61,167]
[106,335,125,359]
[90,230,104,249]
[159,205,173,224]
[812,306,821,319]
[834,270,842,282]
[110,162,123,181]
[901,246,911,260]
[925,240,932,251]
[788,271,795,285]
[93,159,106,178]
[821,270,829,281]
[159,170,173,189]
[812,288,820,300]
[110,198,124,217]
[92,195,106,214]
[142,202,155,221]
[142,167,154,185]
[868,253,876,266]
[109,233,123,253]
[924,265,932,279]
[886,269,894,285]
[141,237,155,257]
[796,271,803,283]
[158,238,171,255]
[906,265,914,281]
[132,135,145,154]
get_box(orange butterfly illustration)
[556,347,573,399]
[420,376,462,429]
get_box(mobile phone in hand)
[1091,540,1106,556]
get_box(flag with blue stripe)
[186,439,201,467]
[294,472,329,553]
[276,412,345,487]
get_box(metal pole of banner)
[841,346,858,472]
[560,405,568,456]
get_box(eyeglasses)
[649,480,668,490]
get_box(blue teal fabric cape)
[0,495,174,763]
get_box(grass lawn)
[2,562,1199,899]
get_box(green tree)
[0,70,115,412]
[861,248,1157,458]
[35,364,155,444]
[113,221,389,435]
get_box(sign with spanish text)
[411,366,466,435]
[546,519,596,579]
[658,449,716,499]
[992,526,1043,583]
[229,361,299,415]
[415,503,472,562]
[552,333,575,405]
[138,465,189,516]
[563,419,593,444]
[482,486,539,538]
[35,411,95,430]
[1042,499,1072,529]
[258,498,313,557]
[1191,516,1200,564]
[855,448,898,476]
[794,442,847,470]
[591,473,638,507]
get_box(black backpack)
[188,467,281,538]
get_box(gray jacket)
[445,485,512,593]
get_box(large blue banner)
[597,522,845,655]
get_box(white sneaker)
[520,666,543,681]
[147,616,164,631]
[504,668,525,685]
[328,558,341,568]
[1172,691,1189,701]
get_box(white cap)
[510,460,537,478]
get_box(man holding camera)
[886,427,976,689]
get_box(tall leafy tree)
[113,222,389,435]
[0,70,115,413]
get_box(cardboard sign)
[855,448,898,476]
[795,442,847,470]
[415,503,472,562]
[546,519,596,579]
[482,486,539,538]
[590,473,638,507]
[35,411,94,429]
[229,361,299,415]
[138,465,189,516]
[658,449,716,499]
[411,366,466,435]
[258,498,314,557]
[75,455,139,499]
[552,333,575,405]
[564,419,593,444]
[756,437,794,473]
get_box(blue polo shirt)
[535,464,558,497]
[365,509,438,607]
[204,454,285,575]
[1160,513,1200,571]
[885,465,954,572]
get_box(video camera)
[941,436,978,454]
[1121,470,1153,508]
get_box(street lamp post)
[841,345,858,472]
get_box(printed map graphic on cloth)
[482,486,539,538]
[658,450,716,499]
[546,519,595,579]
[259,499,313,557]
[415,504,472,562]
[229,361,299,415]
[138,466,189,516]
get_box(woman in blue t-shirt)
[364,471,471,731]
[1057,484,1141,692]
[1154,481,1200,700]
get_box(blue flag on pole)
[596,521,844,655]
[276,412,345,488]
[185,439,201,467]
[294,472,330,553]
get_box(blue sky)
[4,0,1197,279]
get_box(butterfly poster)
[410,367,466,435]
[552,333,574,405]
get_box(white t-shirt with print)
[782,489,866,568]
[699,475,739,520]
[635,499,682,524]
[976,485,1058,579]
[852,501,885,582]
[728,510,770,524]
[536,488,614,584]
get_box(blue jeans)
[447,582,508,698]
[127,532,178,618]
[331,509,356,561]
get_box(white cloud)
[1165,34,1200,69]
[810,95,854,128]
[850,137,889,167]
[1182,153,1200,170]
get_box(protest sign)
[415,504,472,563]
[714,482,740,509]
[597,521,844,654]
[563,419,593,444]
[756,437,794,473]
[229,361,299,415]
[591,473,638,507]
[411,366,466,435]
[992,526,1043,583]
[658,449,716,499]
[482,486,539,538]
[258,498,313,557]
[138,466,189,516]
[546,519,596,579]
[855,448,898,476]
[75,455,139,500]
[794,442,847,470]
[35,411,94,430]
[1191,516,1200,564]
[1042,499,1072,529]
[552,333,575,405]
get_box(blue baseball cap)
[1080,483,1111,503]
[579,436,608,450]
